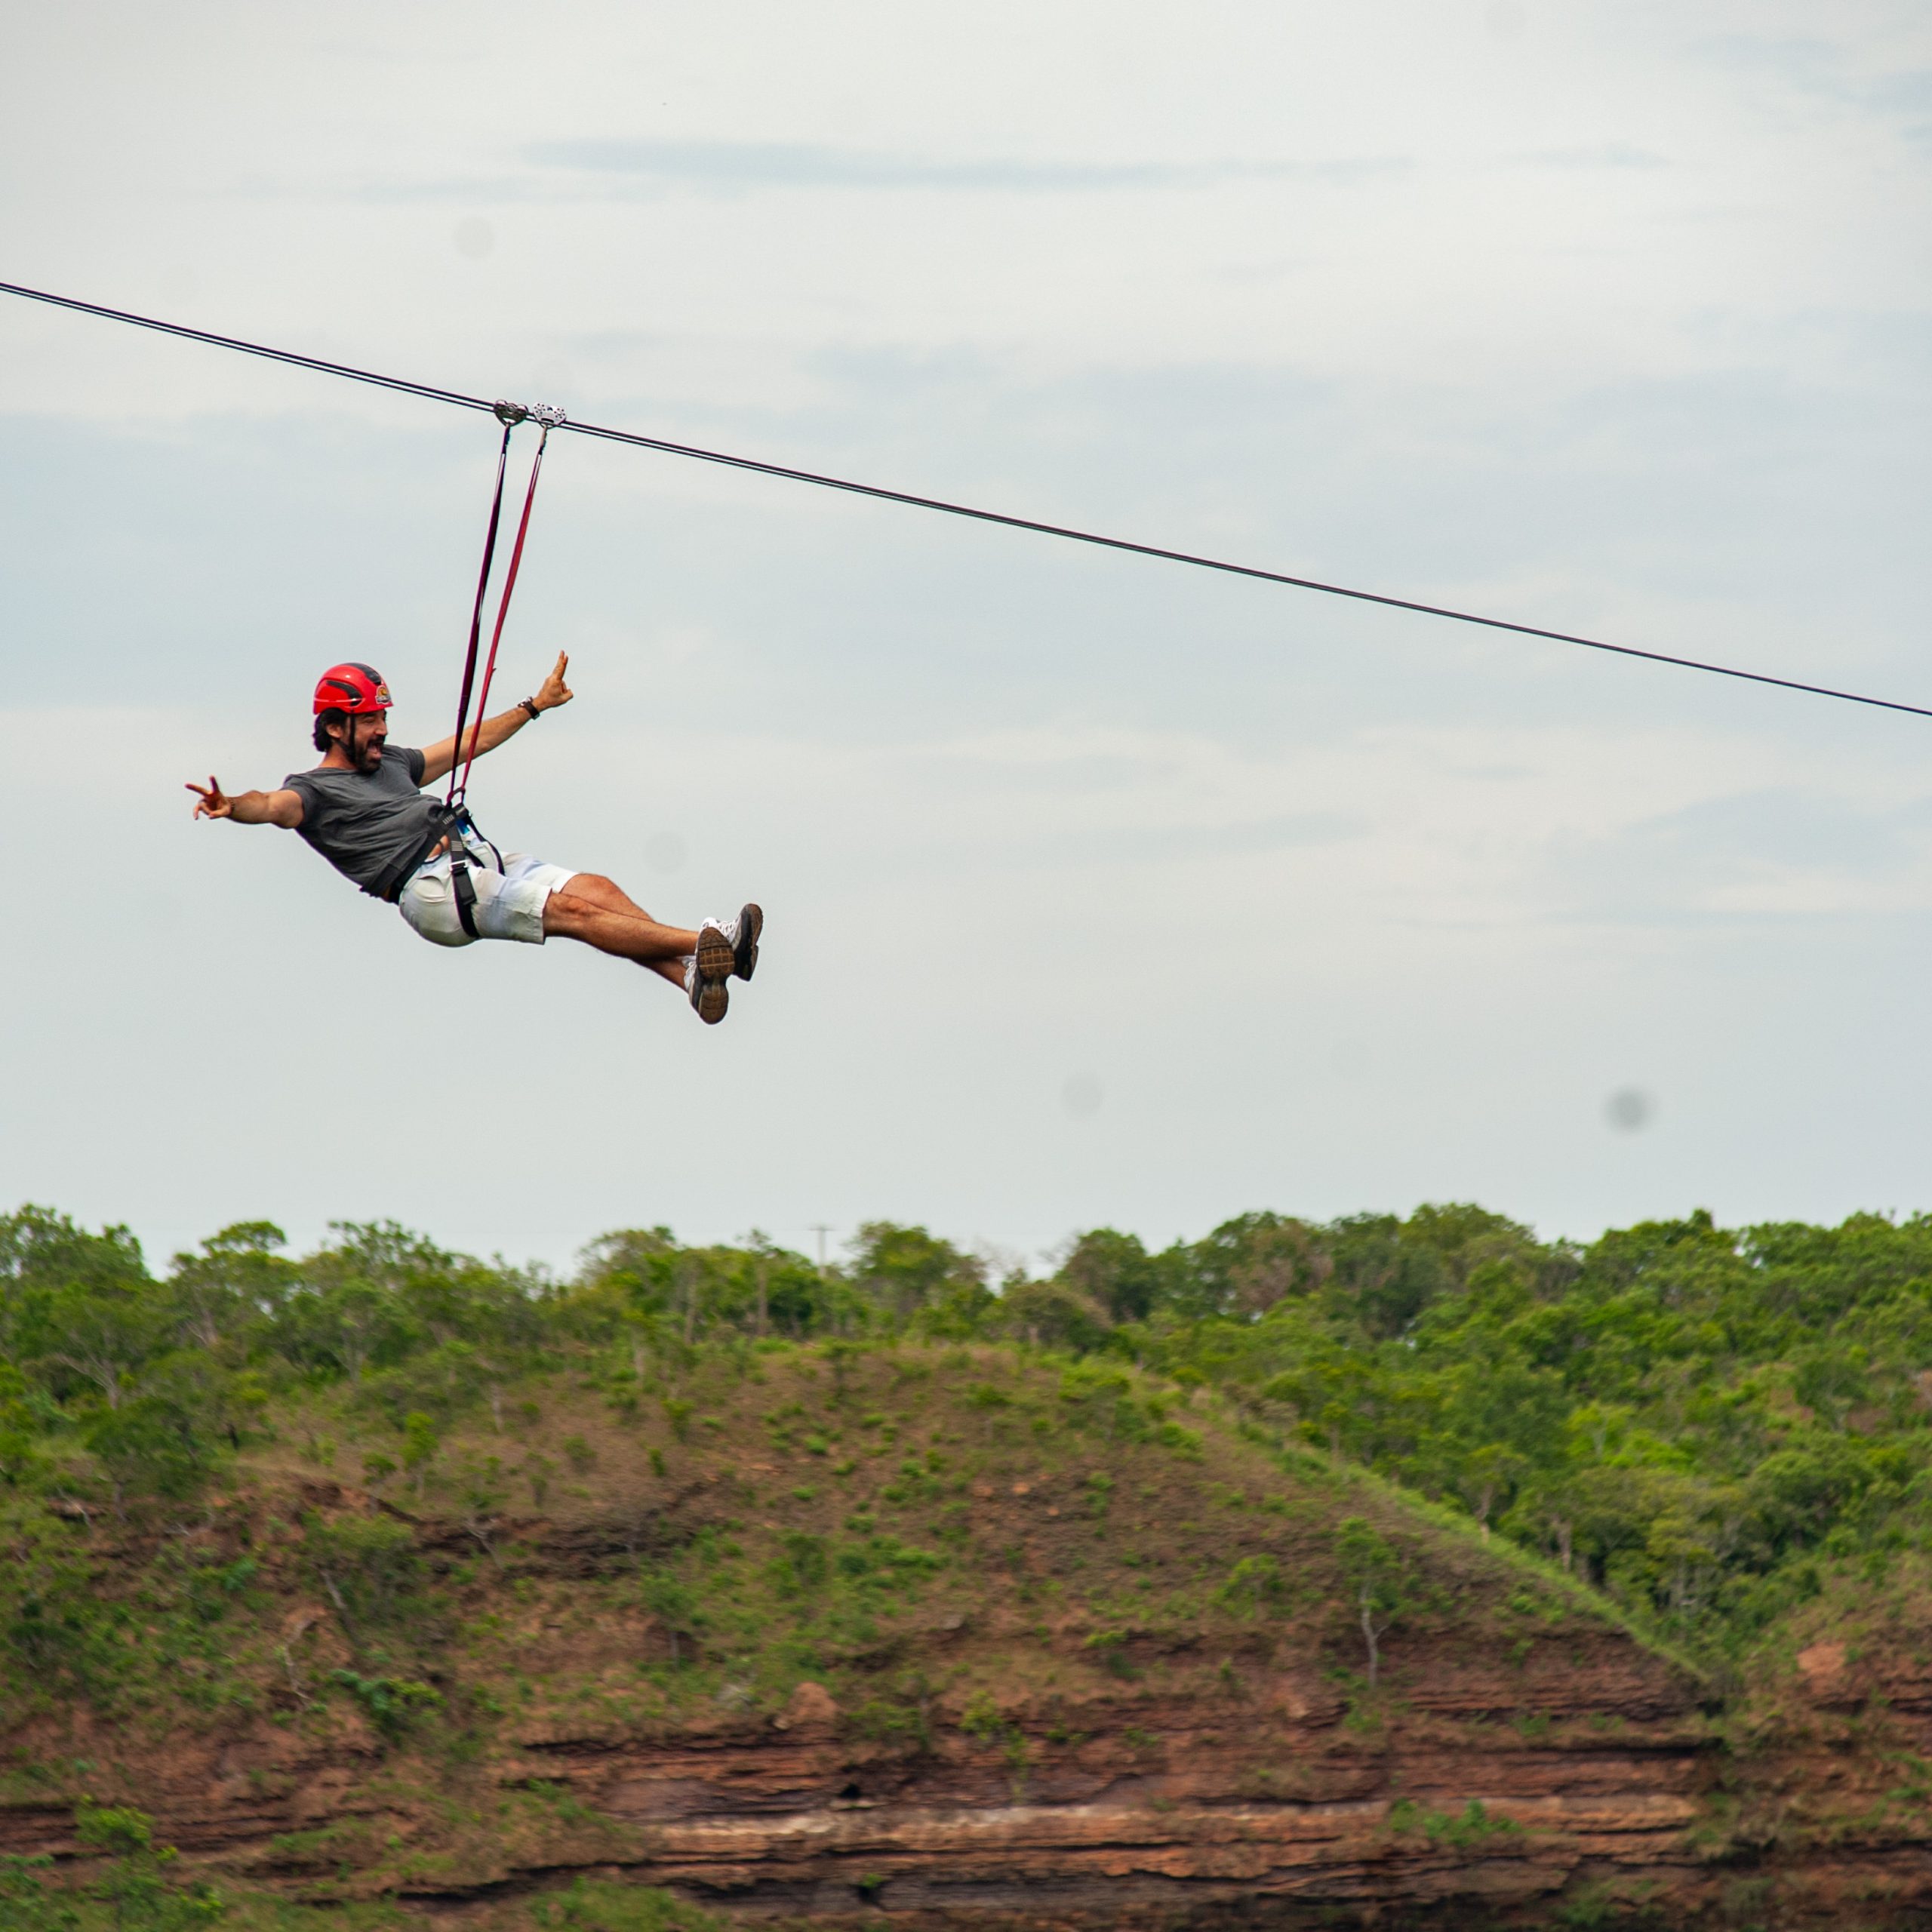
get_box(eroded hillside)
[3,1341,1721,1928]
[19,1199,1932,1927]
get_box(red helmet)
[312,663,392,715]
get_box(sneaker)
[685,934,732,1026]
[720,903,762,981]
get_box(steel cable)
[5,275,1926,723]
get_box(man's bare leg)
[543,874,695,986]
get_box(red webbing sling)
[451,417,552,808]
[447,409,518,812]
[442,400,560,937]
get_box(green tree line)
[6,1198,1932,1657]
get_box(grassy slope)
[2,1340,1681,1926]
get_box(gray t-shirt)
[283,746,445,900]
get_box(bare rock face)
[516,1629,1712,1924]
[0,1619,1717,1926]
[773,1681,841,1734]
[1794,1641,1849,1702]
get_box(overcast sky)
[5,2,1932,1276]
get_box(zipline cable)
[0,279,498,417]
[562,417,1932,722]
[5,275,1927,724]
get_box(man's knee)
[543,887,591,934]
[545,875,626,931]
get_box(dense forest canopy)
[5,1197,1930,1663]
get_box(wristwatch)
[519,698,542,722]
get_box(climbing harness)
[442,399,565,937]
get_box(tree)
[847,1223,984,1323]
[998,1279,1112,1355]
[1185,1213,1327,1321]
[1325,1214,1451,1340]
[760,1244,838,1338]
[1263,1345,1389,1463]
[12,1262,167,1413]
[1450,1441,1527,1543]
[1429,1355,1569,1536]
[272,1276,411,1384]
[1334,1517,1413,1688]
[401,1412,438,1495]
[1056,1229,1172,1325]
[1399,1202,1540,1285]
[85,1396,211,1513]
[165,1220,291,1353]
[303,1512,420,1635]
[639,1566,704,1666]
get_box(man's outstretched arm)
[418,651,573,788]
[186,778,304,827]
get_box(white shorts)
[397,844,578,949]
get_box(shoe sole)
[734,903,763,981]
[695,924,736,983]
[692,924,735,1026]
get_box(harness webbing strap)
[451,841,481,939]
[445,807,504,940]
[438,410,548,941]
[448,420,516,810]
[453,424,550,807]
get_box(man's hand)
[420,656,573,786]
[187,777,232,820]
[534,651,573,712]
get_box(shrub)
[329,1669,442,1737]
[1084,1629,1139,1680]
[301,1512,420,1629]
[75,1805,225,1929]
[0,1854,76,1931]
[780,1532,829,1592]
[1217,1553,1284,1613]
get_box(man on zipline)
[186,657,761,1023]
